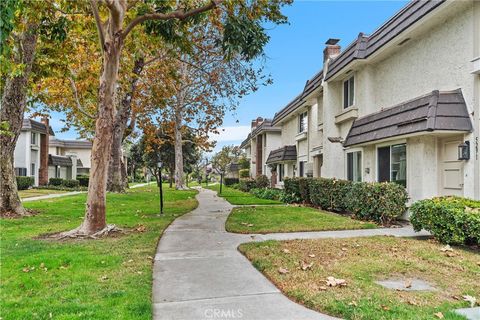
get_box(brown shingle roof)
[344,89,473,147]
[22,119,55,136]
[325,0,445,80]
[266,145,297,164]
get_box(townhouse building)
[241,0,480,202]
[14,118,93,186]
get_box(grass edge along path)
[1,185,198,320]
[239,236,480,320]
[205,184,282,205]
[226,205,376,234]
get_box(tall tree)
[0,0,68,216]
[211,145,242,175]
[155,24,270,190]
[56,0,290,236]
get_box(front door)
[439,137,464,196]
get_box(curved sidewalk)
[152,188,429,320]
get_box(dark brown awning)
[344,89,473,147]
[266,145,297,164]
[48,155,72,167]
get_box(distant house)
[14,118,93,186]
[49,138,92,176]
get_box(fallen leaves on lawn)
[463,295,477,307]
[381,305,390,311]
[278,267,289,275]
[300,261,314,271]
[308,254,315,258]
[326,276,347,287]
[101,275,108,281]
[434,312,444,319]
[282,248,290,254]
[348,301,358,307]
[440,245,453,252]
[134,224,146,232]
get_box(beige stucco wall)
[263,132,282,178]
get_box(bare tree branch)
[68,77,95,119]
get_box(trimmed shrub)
[16,176,34,190]
[239,178,256,192]
[309,178,352,212]
[62,179,80,188]
[224,178,239,186]
[77,175,89,187]
[230,183,240,190]
[250,188,282,200]
[283,177,310,204]
[48,178,64,186]
[346,182,408,224]
[239,169,250,179]
[255,175,270,189]
[410,196,480,245]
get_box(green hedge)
[283,177,310,204]
[283,177,408,224]
[411,196,480,245]
[250,188,282,200]
[239,169,250,179]
[346,181,408,224]
[63,179,80,188]
[16,176,34,190]
[238,178,256,192]
[48,178,64,186]
[309,178,351,212]
[224,178,239,186]
[77,175,89,187]
[255,175,270,189]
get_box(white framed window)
[377,143,407,187]
[298,111,308,133]
[346,151,362,182]
[15,167,27,176]
[30,163,35,177]
[343,76,355,109]
[31,132,37,145]
[55,166,61,178]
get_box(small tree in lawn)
[211,145,241,193]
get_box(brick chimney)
[39,117,50,185]
[251,117,264,130]
[323,38,341,63]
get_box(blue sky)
[47,1,408,152]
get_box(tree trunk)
[173,105,186,190]
[107,58,144,193]
[0,29,38,217]
[77,30,123,234]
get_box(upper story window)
[343,76,355,109]
[31,132,37,145]
[298,111,308,133]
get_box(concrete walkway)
[152,188,430,320]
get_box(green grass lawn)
[1,185,198,320]
[205,184,282,205]
[19,188,71,199]
[239,237,480,320]
[226,205,376,233]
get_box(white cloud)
[209,125,250,142]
